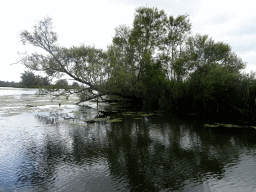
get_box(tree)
[0,80,20,87]
[20,71,51,87]
[18,9,191,104]
[184,34,245,71]
[18,8,252,117]
[106,7,192,106]
[160,14,191,80]
[20,71,37,87]
[19,17,109,101]
[55,79,68,87]
[71,82,80,88]
[181,34,247,115]
[38,76,51,86]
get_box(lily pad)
[204,124,217,128]
[204,123,241,128]
[140,113,154,117]
[107,119,122,123]
[93,118,108,121]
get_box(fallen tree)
[18,16,112,102]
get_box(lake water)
[0,87,256,191]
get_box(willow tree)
[18,17,110,102]
[106,7,192,106]
[18,7,249,113]
[18,6,193,105]
[181,34,247,114]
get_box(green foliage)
[106,6,192,106]
[0,81,21,88]
[71,82,80,88]
[55,79,68,87]
[20,71,51,87]
[18,7,256,122]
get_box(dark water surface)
[1,88,256,191]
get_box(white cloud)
[239,51,256,62]
[51,0,135,48]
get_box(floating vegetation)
[203,123,256,129]
[139,113,154,117]
[123,112,133,116]
[122,111,161,117]
[107,118,122,123]
[204,124,218,128]
[3,112,21,117]
[93,118,108,122]
[0,90,80,117]
[204,123,240,128]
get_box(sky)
[1,0,256,82]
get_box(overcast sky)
[1,0,256,82]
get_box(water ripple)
[1,88,256,191]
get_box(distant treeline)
[0,71,80,88]
[0,80,22,88]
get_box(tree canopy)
[20,71,51,87]
[18,6,256,121]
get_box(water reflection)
[36,114,59,125]
[13,112,256,191]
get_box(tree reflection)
[15,112,256,191]
[103,115,256,191]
